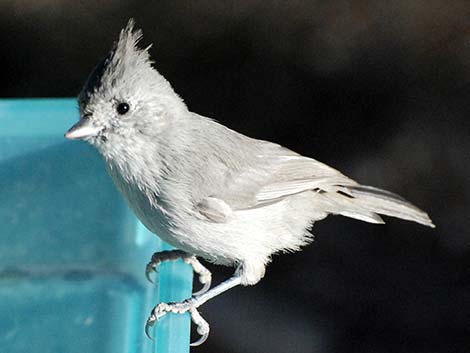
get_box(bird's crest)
[114,18,152,64]
[79,19,153,106]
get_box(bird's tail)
[321,184,435,228]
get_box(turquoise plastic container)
[0,99,192,353]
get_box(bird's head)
[65,19,186,155]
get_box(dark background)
[2,1,469,352]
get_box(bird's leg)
[145,250,212,295]
[146,274,242,346]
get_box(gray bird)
[65,20,434,346]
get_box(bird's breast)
[106,163,181,244]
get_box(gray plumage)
[67,20,434,288]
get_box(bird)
[65,19,434,346]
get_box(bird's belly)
[173,191,326,265]
[108,168,324,266]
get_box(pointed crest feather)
[114,18,149,60]
[118,19,142,50]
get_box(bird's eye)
[116,102,130,115]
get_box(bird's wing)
[254,155,357,204]
[195,144,357,222]
[185,113,433,227]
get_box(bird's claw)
[145,300,210,345]
[183,256,212,296]
[192,280,211,297]
[145,262,158,284]
[189,307,210,346]
[145,302,174,340]
[145,250,212,295]
[145,315,156,340]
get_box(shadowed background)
[1,1,469,352]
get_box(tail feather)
[340,185,435,228]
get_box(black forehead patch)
[79,49,116,106]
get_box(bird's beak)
[65,118,103,140]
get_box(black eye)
[116,102,130,115]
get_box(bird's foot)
[144,275,242,345]
[145,299,210,346]
[145,250,212,295]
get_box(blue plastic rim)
[0,99,193,353]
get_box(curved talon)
[190,331,210,347]
[189,308,210,346]
[192,280,211,296]
[183,255,212,295]
[145,262,157,283]
[145,313,157,340]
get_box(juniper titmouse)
[65,20,434,345]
